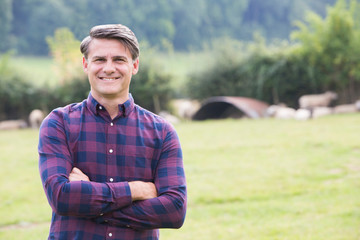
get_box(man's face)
[83,38,139,102]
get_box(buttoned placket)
[106,119,117,183]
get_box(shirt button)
[110,122,114,126]
[109,149,113,153]
[100,213,103,216]
[109,178,114,182]
[126,225,130,228]
[99,106,103,110]
[108,233,112,237]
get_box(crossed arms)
[69,167,157,201]
[38,110,187,230]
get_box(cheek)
[87,65,102,75]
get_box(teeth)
[102,78,116,81]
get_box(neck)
[92,93,129,119]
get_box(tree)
[291,0,360,102]
[46,28,84,84]
[0,0,13,52]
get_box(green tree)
[46,28,83,84]
[291,0,360,102]
[0,0,13,52]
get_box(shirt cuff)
[107,181,132,209]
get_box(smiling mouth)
[98,77,120,81]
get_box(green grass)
[1,115,360,239]
[9,56,59,86]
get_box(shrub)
[131,61,174,113]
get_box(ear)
[132,58,139,75]
[82,57,88,73]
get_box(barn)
[192,96,269,120]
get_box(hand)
[128,181,157,201]
[69,167,90,182]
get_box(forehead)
[88,38,131,58]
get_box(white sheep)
[266,105,296,119]
[158,111,180,124]
[355,100,360,111]
[312,107,333,119]
[294,109,311,121]
[171,99,200,120]
[298,91,338,109]
[333,104,358,114]
[29,109,45,129]
[0,120,28,130]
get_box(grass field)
[0,114,360,239]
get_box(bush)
[0,53,41,120]
[131,61,174,113]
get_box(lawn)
[0,114,360,239]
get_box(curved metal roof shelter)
[192,96,269,120]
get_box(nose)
[103,60,115,75]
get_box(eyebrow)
[92,55,128,60]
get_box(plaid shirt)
[38,93,187,240]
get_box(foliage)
[131,46,174,113]
[291,0,360,102]
[188,0,360,106]
[46,28,83,84]
[1,115,360,239]
[0,53,41,120]
[187,37,309,106]
[0,0,12,52]
[0,52,89,120]
[1,0,338,55]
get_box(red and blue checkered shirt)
[38,93,187,240]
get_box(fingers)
[69,167,90,182]
[71,167,82,174]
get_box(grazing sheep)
[29,109,45,129]
[0,120,28,130]
[355,100,360,111]
[298,91,338,109]
[171,99,200,120]
[266,105,296,119]
[159,111,180,124]
[312,107,333,119]
[333,104,358,114]
[294,109,311,121]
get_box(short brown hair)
[80,24,139,61]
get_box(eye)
[114,57,127,63]
[94,58,105,62]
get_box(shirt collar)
[86,92,135,117]
[122,93,135,117]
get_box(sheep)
[171,99,200,120]
[294,108,311,121]
[0,120,28,130]
[159,111,180,124]
[333,104,358,114]
[29,109,45,129]
[298,91,338,110]
[266,105,296,119]
[312,107,333,119]
[355,100,360,111]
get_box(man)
[38,24,187,240]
